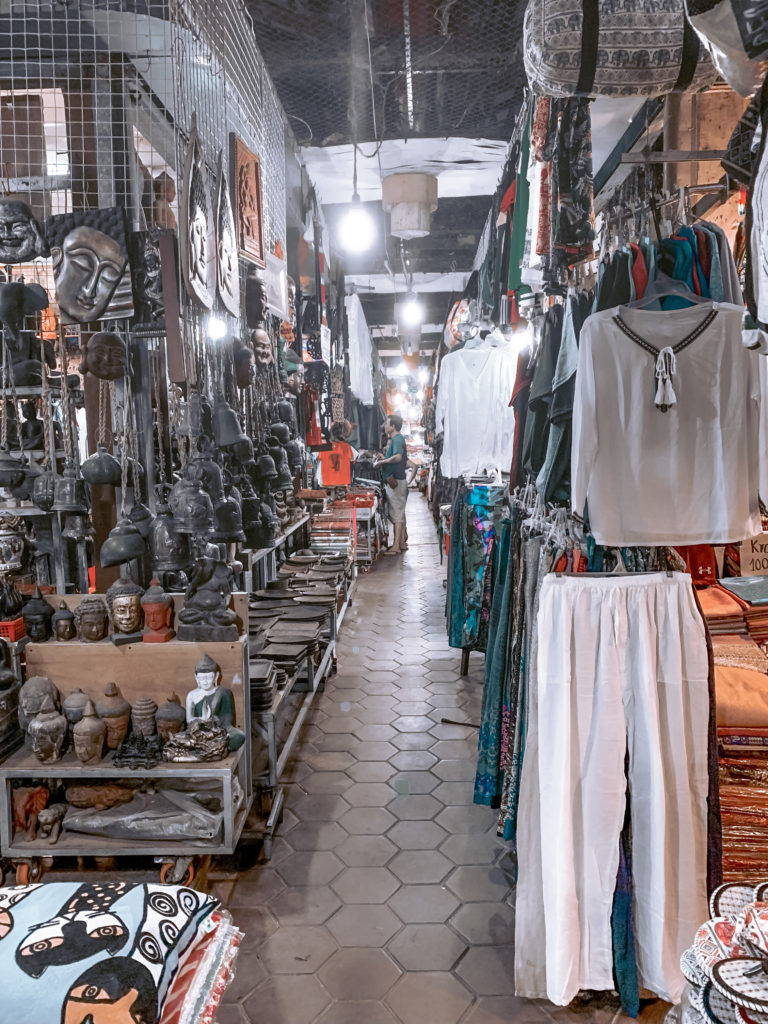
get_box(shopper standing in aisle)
[379,413,408,555]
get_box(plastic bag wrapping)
[179,913,242,1024]
[63,789,223,841]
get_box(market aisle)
[217,497,657,1024]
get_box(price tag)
[741,534,768,575]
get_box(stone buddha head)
[105,577,144,636]
[78,331,127,381]
[21,587,53,643]
[73,596,109,643]
[0,200,48,264]
[52,601,76,641]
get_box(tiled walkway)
[218,496,661,1024]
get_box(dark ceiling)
[250,0,528,360]
[247,0,528,147]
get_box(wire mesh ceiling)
[247,0,528,147]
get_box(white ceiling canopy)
[302,138,510,207]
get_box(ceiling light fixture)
[395,361,408,377]
[418,368,429,384]
[339,144,375,254]
[400,291,423,328]
[207,315,227,342]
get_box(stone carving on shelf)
[37,803,67,844]
[19,674,60,739]
[12,785,49,840]
[62,688,89,725]
[105,576,144,646]
[78,330,127,381]
[28,694,67,763]
[0,200,48,263]
[184,653,244,751]
[73,596,109,643]
[176,546,238,642]
[155,694,186,742]
[45,207,134,323]
[215,151,240,316]
[141,578,175,643]
[232,135,264,267]
[52,601,76,641]
[22,586,54,642]
[113,733,162,769]
[72,700,105,765]
[94,681,131,750]
[162,717,229,762]
[65,784,133,810]
[180,113,215,309]
[131,696,157,738]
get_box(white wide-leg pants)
[525,572,710,1006]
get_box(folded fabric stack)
[0,881,241,1024]
[713,634,768,881]
[697,584,748,637]
[720,576,768,646]
[680,881,768,1024]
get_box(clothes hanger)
[626,272,713,308]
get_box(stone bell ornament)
[168,462,214,535]
[80,444,122,486]
[52,460,89,513]
[99,515,147,567]
[212,392,249,449]
[148,495,190,573]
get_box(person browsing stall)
[378,414,408,555]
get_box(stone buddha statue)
[21,587,53,643]
[105,577,144,646]
[184,653,244,751]
[141,578,174,643]
[52,601,76,641]
[176,544,238,642]
[73,596,109,643]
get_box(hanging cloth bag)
[685,0,768,97]
[524,0,718,99]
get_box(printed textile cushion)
[524,0,717,98]
[0,880,215,1024]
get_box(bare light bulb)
[400,292,423,327]
[207,316,227,342]
[339,196,376,253]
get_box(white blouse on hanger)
[572,303,762,546]
[435,344,517,479]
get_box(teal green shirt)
[382,433,407,480]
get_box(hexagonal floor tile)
[426,670,460,683]
[432,759,476,782]
[387,884,459,923]
[432,781,476,804]
[427,679,464,694]
[389,770,439,795]
[258,925,338,975]
[389,850,453,884]
[326,904,403,947]
[318,715,362,734]
[396,654,428,668]
[301,772,355,795]
[331,866,400,904]
[445,864,513,903]
[318,948,401,999]
[343,781,396,807]
[311,734,361,754]
[355,724,397,742]
[393,701,433,716]
[393,715,435,733]
[387,794,443,820]
[455,945,517,995]
[231,869,285,905]
[450,901,516,945]
[390,749,437,771]
[307,750,356,772]
[284,820,347,852]
[385,972,473,1024]
[355,707,397,725]
[388,923,467,971]
[429,723,477,742]
[277,851,345,887]
[289,794,351,822]
[340,807,397,835]
[336,834,397,867]
[353,740,398,761]
[361,695,396,709]
[363,671,400,684]
[219,936,267,1001]
[461,997,553,1024]
[268,885,343,925]
[440,833,504,866]
[386,820,448,850]
[426,693,465,708]
[244,975,331,1024]
[390,732,436,751]
[429,739,478,760]
[211,1004,245,1024]
[345,761,395,783]
[315,1000,400,1024]
[436,804,499,835]
[392,686,432,701]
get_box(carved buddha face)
[52,226,127,322]
[252,328,273,367]
[55,616,76,641]
[24,615,50,644]
[195,669,218,693]
[144,602,171,632]
[189,207,208,287]
[0,201,46,263]
[80,333,126,381]
[78,608,108,643]
[111,594,142,635]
